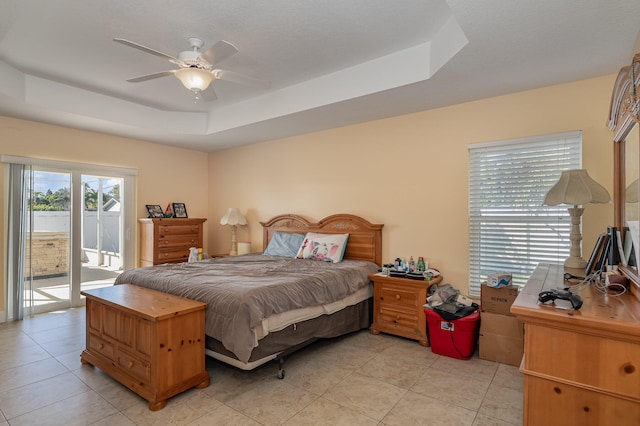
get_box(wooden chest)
[81,284,210,410]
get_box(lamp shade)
[626,178,639,203]
[219,208,247,226]
[543,169,611,206]
[175,68,215,91]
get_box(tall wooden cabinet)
[138,218,206,266]
[511,263,640,425]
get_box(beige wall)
[208,74,616,292]
[0,73,619,315]
[0,117,210,313]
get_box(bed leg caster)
[277,357,286,379]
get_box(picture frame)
[172,202,188,218]
[145,204,164,218]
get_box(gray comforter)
[114,254,378,362]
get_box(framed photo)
[172,203,188,218]
[145,204,164,218]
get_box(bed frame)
[261,213,383,266]
[206,213,383,378]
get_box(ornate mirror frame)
[608,53,640,295]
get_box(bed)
[114,213,383,377]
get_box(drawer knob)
[98,343,104,349]
[396,315,401,320]
[395,294,401,300]
[127,361,134,368]
[553,387,561,394]
[623,363,636,374]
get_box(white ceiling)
[1,0,639,152]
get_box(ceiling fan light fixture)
[175,68,215,91]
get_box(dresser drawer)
[88,333,116,361]
[525,375,640,426]
[525,324,640,398]
[379,285,421,308]
[157,250,189,263]
[158,224,200,236]
[158,234,200,249]
[118,349,151,382]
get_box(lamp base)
[564,256,587,270]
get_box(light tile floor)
[0,308,523,425]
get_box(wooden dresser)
[511,263,640,425]
[369,273,442,346]
[81,284,210,411]
[138,217,206,266]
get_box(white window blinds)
[468,131,582,295]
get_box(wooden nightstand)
[369,273,443,346]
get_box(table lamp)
[220,208,247,256]
[543,169,611,268]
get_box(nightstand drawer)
[379,285,421,308]
[378,305,419,329]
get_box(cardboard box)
[480,283,519,316]
[479,312,524,366]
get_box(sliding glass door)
[24,170,72,314]
[80,174,124,295]
[4,156,136,318]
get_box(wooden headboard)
[260,213,383,266]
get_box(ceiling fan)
[113,37,270,101]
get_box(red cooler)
[425,308,480,360]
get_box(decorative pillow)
[263,232,306,258]
[296,232,349,263]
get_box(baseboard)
[0,310,6,323]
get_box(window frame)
[467,131,582,295]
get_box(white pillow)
[296,232,349,263]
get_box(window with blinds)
[468,131,582,295]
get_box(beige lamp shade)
[219,208,247,226]
[543,169,611,206]
[543,169,611,269]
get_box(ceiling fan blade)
[213,69,270,88]
[113,38,180,64]
[202,86,217,102]
[126,70,177,83]
[200,40,239,65]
